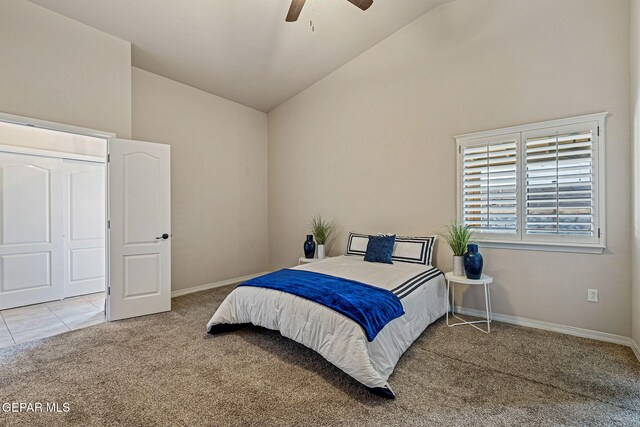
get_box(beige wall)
[0,0,131,138]
[268,0,632,336]
[132,68,268,292]
[632,0,640,346]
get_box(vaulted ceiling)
[29,0,451,112]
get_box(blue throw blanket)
[238,269,405,341]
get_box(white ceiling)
[29,0,451,112]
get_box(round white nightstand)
[298,257,329,265]
[445,271,494,333]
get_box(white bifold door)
[108,138,171,321]
[0,153,64,310]
[0,152,105,310]
[63,159,106,298]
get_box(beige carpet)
[0,284,639,426]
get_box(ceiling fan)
[285,0,374,22]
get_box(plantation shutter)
[462,138,518,235]
[456,114,605,252]
[524,127,595,237]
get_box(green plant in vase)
[443,221,473,276]
[310,214,335,259]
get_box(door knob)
[156,233,170,240]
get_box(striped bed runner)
[391,267,443,299]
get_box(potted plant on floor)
[310,214,335,259]
[443,221,472,276]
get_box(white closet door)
[108,138,171,321]
[63,159,105,298]
[0,152,64,310]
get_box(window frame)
[455,113,607,254]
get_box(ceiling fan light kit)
[286,0,373,22]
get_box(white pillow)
[391,235,437,265]
[345,232,370,257]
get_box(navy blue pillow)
[364,235,396,264]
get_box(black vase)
[303,235,316,259]
[463,243,483,280]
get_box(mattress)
[206,255,447,397]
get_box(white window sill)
[476,240,606,255]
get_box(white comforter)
[207,255,447,395]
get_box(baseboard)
[454,305,636,351]
[631,339,640,362]
[171,272,269,298]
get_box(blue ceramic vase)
[303,235,316,259]
[463,243,483,280]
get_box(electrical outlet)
[587,289,599,303]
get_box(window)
[456,113,606,254]
[461,135,519,239]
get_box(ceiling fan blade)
[286,0,306,22]
[346,0,373,11]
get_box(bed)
[207,234,447,398]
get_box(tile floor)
[0,292,105,348]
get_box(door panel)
[63,159,106,298]
[70,169,105,240]
[3,164,51,244]
[124,153,159,244]
[108,139,170,321]
[123,254,161,298]
[1,252,50,292]
[70,248,105,282]
[0,153,63,310]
